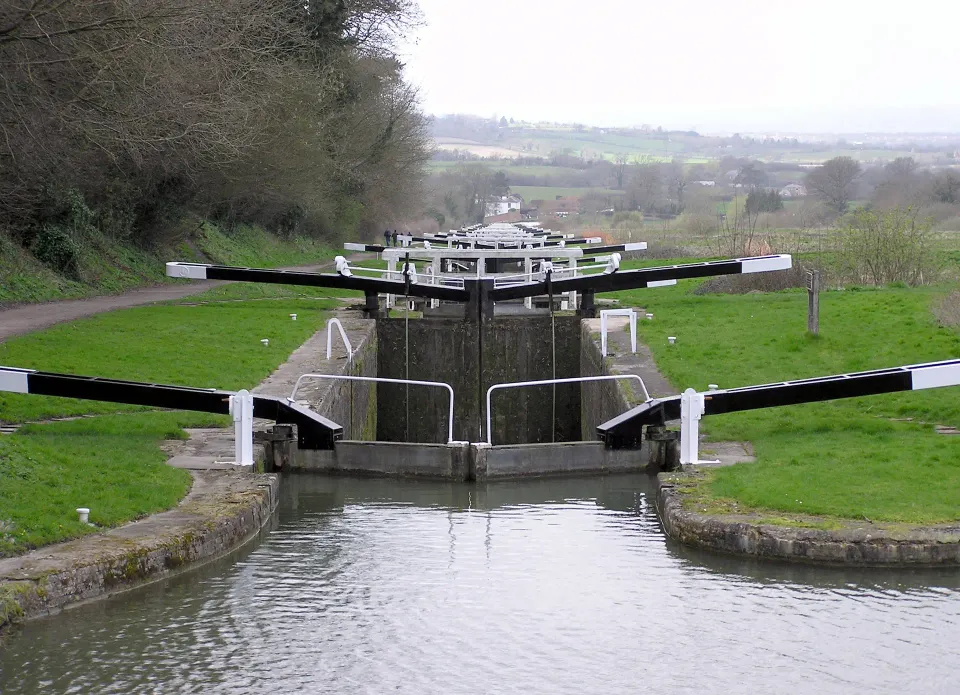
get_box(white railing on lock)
[484,375,651,445]
[326,318,354,361]
[600,309,637,357]
[289,374,456,443]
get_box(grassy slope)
[609,274,960,524]
[0,221,339,307]
[0,286,341,555]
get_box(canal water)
[1,474,958,694]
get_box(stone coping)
[1,470,278,631]
[657,471,960,566]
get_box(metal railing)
[325,318,354,361]
[485,375,651,445]
[290,374,456,443]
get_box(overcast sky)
[400,0,960,133]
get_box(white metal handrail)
[325,318,354,361]
[289,374,456,443]
[484,375,651,445]
[600,309,637,357]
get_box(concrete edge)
[656,474,960,566]
[0,471,279,632]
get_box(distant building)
[536,196,581,216]
[780,183,807,198]
[484,194,524,217]
[693,180,716,187]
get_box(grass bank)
[0,287,341,555]
[0,221,339,307]
[0,413,215,555]
[0,295,339,422]
[610,276,960,524]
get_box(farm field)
[432,126,926,166]
[512,186,625,202]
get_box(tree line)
[0,0,429,264]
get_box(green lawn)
[0,296,339,422]
[609,277,960,524]
[0,412,218,555]
[0,288,348,555]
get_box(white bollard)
[679,388,705,465]
[229,389,255,466]
[290,314,297,321]
[77,507,90,524]
[646,313,654,320]
[668,336,676,345]
[261,338,269,347]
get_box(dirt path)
[0,258,359,342]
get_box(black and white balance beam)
[490,254,792,301]
[0,366,343,449]
[165,262,468,302]
[596,358,960,448]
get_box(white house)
[484,194,524,217]
[780,183,807,198]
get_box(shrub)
[837,207,938,286]
[32,224,81,278]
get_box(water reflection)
[1,474,957,695]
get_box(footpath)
[0,259,345,342]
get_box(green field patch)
[513,186,625,202]
[609,278,960,522]
[0,298,338,422]
[0,412,224,556]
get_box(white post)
[599,309,637,356]
[679,388,705,465]
[386,259,396,309]
[230,389,254,466]
[524,257,533,309]
[568,257,577,309]
[600,311,609,356]
[431,257,440,308]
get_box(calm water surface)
[1,474,958,694]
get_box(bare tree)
[805,156,862,215]
[1,0,430,244]
[664,159,688,211]
[613,153,628,189]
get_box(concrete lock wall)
[376,317,582,445]
[475,442,646,481]
[290,441,644,481]
[293,441,471,480]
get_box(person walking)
[383,229,391,247]
[391,230,399,247]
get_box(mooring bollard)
[260,338,269,347]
